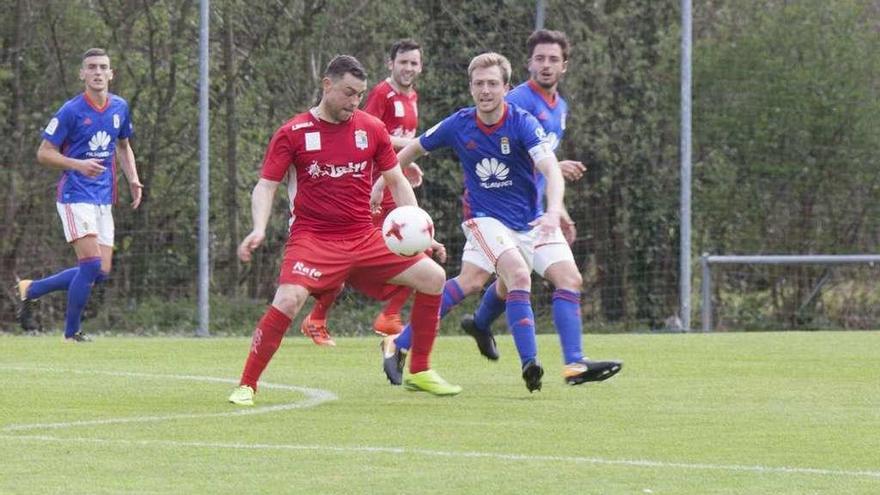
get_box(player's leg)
[494,247,544,392]
[83,211,114,321]
[391,261,491,354]
[386,258,462,396]
[230,283,310,406]
[373,286,411,336]
[63,234,103,341]
[538,245,622,384]
[300,286,343,346]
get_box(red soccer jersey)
[260,109,398,239]
[363,79,419,216]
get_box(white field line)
[2,366,878,481]
[0,434,878,480]
[0,366,337,431]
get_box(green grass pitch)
[1,331,878,494]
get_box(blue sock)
[95,271,109,284]
[553,289,584,364]
[473,280,506,333]
[64,258,101,338]
[506,290,537,366]
[395,279,465,352]
[26,267,79,299]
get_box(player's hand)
[560,210,577,245]
[129,180,144,209]
[77,158,106,178]
[559,160,586,181]
[237,230,265,262]
[370,187,384,215]
[404,162,424,188]
[430,239,447,264]
[530,209,561,241]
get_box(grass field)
[1,331,878,494]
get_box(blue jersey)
[419,103,548,231]
[41,93,133,204]
[506,80,568,209]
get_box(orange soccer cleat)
[372,312,404,336]
[300,314,336,347]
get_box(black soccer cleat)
[563,359,623,385]
[65,331,93,343]
[15,279,41,332]
[380,335,406,386]
[460,314,499,361]
[521,359,544,393]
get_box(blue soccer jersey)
[41,93,133,204]
[506,80,568,210]
[419,103,549,232]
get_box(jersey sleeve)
[118,101,133,140]
[41,103,75,148]
[505,86,532,113]
[418,113,457,153]
[362,86,386,120]
[373,124,398,172]
[260,127,295,182]
[518,111,555,164]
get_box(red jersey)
[261,109,398,239]
[363,79,419,216]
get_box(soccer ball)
[382,205,434,256]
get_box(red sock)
[240,305,292,390]
[408,292,441,374]
[310,286,342,321]
[382,286,413,316]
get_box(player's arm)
[558,159,586,181]
[390,135,417,151]
[371,139,428,206]
[238,178,280,262]
[533,153,566,234]
[380,165,417,207]
[36,140,105,177]
[116,138,144,209]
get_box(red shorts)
[278,228,425,300]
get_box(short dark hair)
[388,39,421,61]
[323,55,367,81]
[526,30,570,61]
[82,48,109,60]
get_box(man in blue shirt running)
[16,48,143,342]
[377,50,621,392]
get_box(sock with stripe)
[552,289,584,364]
[26,267,79,299]
[473,280,506,333]
[394,279,465,352]
[506,290,538,366]
[63,258,102,338]
[407,292,441,374]
[240,305,292,390]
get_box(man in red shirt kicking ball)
[228,55,461,405]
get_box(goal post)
[700,254,880,331]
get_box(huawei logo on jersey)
[306,160,368,179]
[475,157,513,189]
[89,131,111,151]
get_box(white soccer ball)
[382,205,434,256]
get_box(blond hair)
[467,52,512,84]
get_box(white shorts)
[460,217,575,277]
[56,202,114,246]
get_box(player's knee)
[272,287,308,317]
[457,273,489,296]
[421,263,446,295]
[546,263,583,291]
[506,267,532,291]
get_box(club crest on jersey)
[500,137,511,155]
[354,129,368,150]
[113,114,120,129]
[394,100,405,117]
